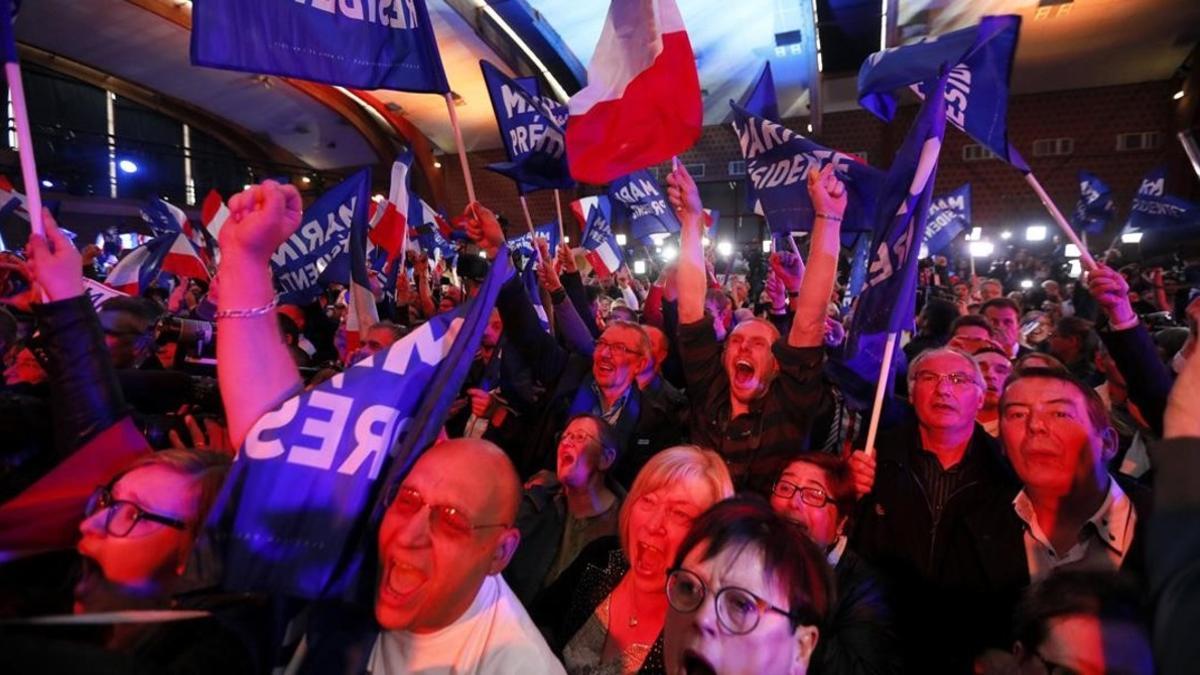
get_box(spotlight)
[118,159,138,174]
[301,176,311,184]
[717,240,733,258]
[633,260,646,275]
[40,179,52,188]
[373,193,386,202]
[563,236,571,244]
[616,233,627,246]
[1174,89,1185,101]
[968,241,994,258]
[966,227,982,241]
[434,160,442,169]
[761,239,772,253]
[661,244,678,262]
[648,232,669,246]
[1025,225,1047,242]
[702,236,711,247]
[1020,279,1034,289]
[1000,230,1012,240]
[1064,243,1081,258]
[478,250,488,258]
[919,243,930,259]
[1121,231,1143,244]
[1068,260,1083,278]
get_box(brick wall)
[441,80,1194,242]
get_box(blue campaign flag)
[608,170,682,245]
[731,102,883,234]
[582,202,624,277]
[1071,171,1115,234]
[191,0,448,93]
[506,221,560,267]
[858,15,1028,172]
[140,198,186,235]
[924,183,971,254]
[1126,167,1200,233]
[480,60,574,194]
[848,71,948,370]
[523,257,551,333]
[270,169,371,305]
[0,1,19,64]
[844,233,872,311]
[208,251,515,601]
[740,62,780,123]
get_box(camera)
[155,316,216,359]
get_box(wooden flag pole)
[862,332,898,459]
[1024,172,1096,270]
[519,194,544,263]
[553,190,566,243]
[444,93,476,205]
[6,61,45,237]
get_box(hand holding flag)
[462,202,506,259]
[24,208,82,302]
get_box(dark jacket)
[1099,321,1174,437]
[811,548,903,675]
[532,536,665,674]
[850,421,1019,673]
[496,277,684,480]
[1148,436,1200,675]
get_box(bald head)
[418,438,520,525]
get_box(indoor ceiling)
[11,0,1200,168]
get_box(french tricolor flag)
[581,204,624,279]
[202,189,230,241]
[566,0,702,185]
[104,232,210,294]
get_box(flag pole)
[862,331,898,459]
[553,190,566,243]
[5,61,45,237]
[1023,172,1096,270]
[444,93,476,205]
[519,194,544,263]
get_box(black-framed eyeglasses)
[912,371,981,388]
[771,480,833,508]
[666,567,801,635]
[84,485,188,538]
[384,485,510,538]
[594,338,640,358]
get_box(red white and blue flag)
[202,189,230,242]
[105,232,210,294]
[581,199,624,278]
[566,0,702,184]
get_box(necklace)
[626,582,639,627]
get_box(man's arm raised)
[216,180,305,448]
[789,165,845,348]
[665,161,706,325]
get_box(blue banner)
[506,221,560,267]
[1071,171,1115,234]
[858,15,1028,173]
[270,170,370,305]
[523,257,551,333]
[738,62,780,217]
[209,251,514,601]
[480,60,574,194]
[1126,167,1200,233]
[924,183,971,254]
[140,198,185,235]
[608,170,682,245]
[851,71,948,340]
[191,0,448,93]
[844,233,872,311]
[731,103,882,234]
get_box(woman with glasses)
[534,446,733,674]
[662,496,831,675]
[770,455,902,675]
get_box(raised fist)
[220,180,303,263]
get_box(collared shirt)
[826,535,849,567]
[1013,476,1137,583]
[570,379,632,428]
[910,446,977,522]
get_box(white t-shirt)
[367,574,565,675]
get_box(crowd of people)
[0,161,1197,675]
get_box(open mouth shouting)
[681,649,717,675]
[380,559,428,605]
[732,359,756,387]
[635,540,667,578]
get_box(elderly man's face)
[592,325,647,393]
[910,352,985,432]
[1000,377,1112,498]
[375,442,515,633]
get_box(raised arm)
[216,180,305,447]
[665,162,706,325]
[789,165,845,348]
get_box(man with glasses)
[849,347,1019,672]
[298,438,565,674]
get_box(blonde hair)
[618,445,734,557]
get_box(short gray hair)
[907,346,984,390]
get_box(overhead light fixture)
[701,236,711,247]
[473,1,569,102]
[1122,231,1144,244]
[433,160,442,169]
[717,241,733,258]
[40,179,52,188]
[648,232,670,246]
[633,260,647,275]
[478,250,488,258]
[806,123,813,133]
[615,233,627,246]
[300,176,311,185]
[761,239,772,253]
[118,159,138,174]
[967,227,982,241]
[1000,230,1013,240]
[968,241,994,258]
[563,235,571,244]
[661,244,678,262]
[919,243,930,259]
[242,184,251,191]
[1174,89,1186,101]
[373,193,385,202]
[1020,279,1034,289]
[1025,225,1047,242]
[1068,260,1083,278]
[1064,243,1081,258]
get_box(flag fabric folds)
[480,60,574,193]
[858,15,1028,172]
[570,195,612,232]
[842,72,949,408]
[608,170,682,245]
[565,0,702,184]
[1071,171,1115,235]
[191,0,448,93]
[731,103,883,234]
[1125,167,1200,233]
[208,251,514,601]
[924,183,971,255]
[736,63,780,216]
[270,169,371,305]
[581,202,624,278]
[202,189,230,242]
[140,198,186,235]
[104,232,209,294]
[507,222,560,267]
[346,170,379,355]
